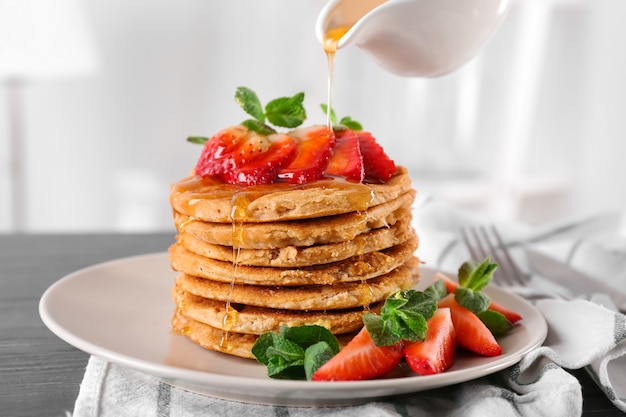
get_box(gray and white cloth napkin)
[72,196,626,417]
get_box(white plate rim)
[39,252,548,406]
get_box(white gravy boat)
[316,0,511,77]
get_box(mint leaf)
[241,119,276,135]
[303,341,336,380]
[339,116,362,131]
[320,104,362,131]
[363,312,400,346]
[266,92,306,128]
[187,136,208,145]
[320,103,338,125]
[391,309,428,342]
[267,354,305,380]
[266,337,305,363]
[399,290,437,319]
[455,287,491,314]
[280,324,340,354]
[235,86,264,122]
[477,309,513,336]
[251,332,280,365]
[458,257,497,291]
[425,279,448,301]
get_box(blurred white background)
[0,0,625,232]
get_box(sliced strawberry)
[403,307,456,375]
[278,126,335,184]
[486,299,523,324]
[195,125,250,177]
[356,131,396,183]
[434,273,523,324]
[195,125,296,185]
[325,129,364,181]
[312,327,403,381]
[438,294,502,357]
[221,133,296,185]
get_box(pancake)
[171,309,357,359]
[175,257,420,311]
[173,285,383,335]
[170,166,413,223]
[173,189,415,249]
[172,308,258,358]
[177,217,415,267]
[169,239,418,286]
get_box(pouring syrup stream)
[323,26,350,130]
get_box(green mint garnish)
[476,309,513,336]
[458,257,497,291]
[320,104,363,131]
[241,119,275,136]
[235,87,265,122]
[251,324,339,380]
[454,257,514,336]
[455,258,496,314]
[424,279,448,302]
[455,286,491,314]
[303,341,336,380]
[235,86,306,134]
[187,136,209,145]
[364,289,437,346]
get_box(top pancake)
[170,166,413,223]
[174,189,415,249]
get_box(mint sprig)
[251,324,339,380]
[455,257,496,314]
[186,87,308,144]
[236,86,306,134]
[458,258,497,291]
[364,289,437,346]
[454,257,512,335]
[320,104,363,131]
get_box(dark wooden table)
[0,234,623,416]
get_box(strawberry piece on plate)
[278,126,335,184]
[311,327,403,381]
[434,272,523,324]
[403,307,456,375]
[438,294,503,357]
[325,129,364,182]
[356,131,396,183]
[195,125,296,186]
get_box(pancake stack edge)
[168,167,420,358]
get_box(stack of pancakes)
[169,166,420,358]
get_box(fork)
[460,225,527,288]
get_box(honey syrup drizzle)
[219,192,249,351]
[324,26,380,311]
[323,26,350,130]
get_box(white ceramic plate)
[39,253,547,406]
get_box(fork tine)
[461,225,526,287]
[460,228,483,261]
[478,226,517,287]
[489,226,526,286]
